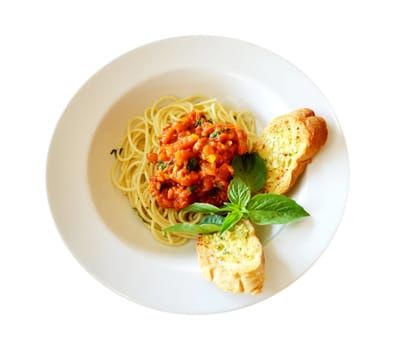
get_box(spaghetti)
[111,95,257,246]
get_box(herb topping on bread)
[196,219,265,294]
[258,108,328,194]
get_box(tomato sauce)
[149,110,248,210]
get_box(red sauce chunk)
[148,110,248,210]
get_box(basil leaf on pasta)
[163,223,220,235]
[199,214,226,226]
[184,203,222,213]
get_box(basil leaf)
[220,202,238,212]
[220,210,244,233]
[247,194,310,224]
[184,203,222,213]
[163,223,220,234]
[232,153,267,193]
[228,177,251,207]
[199,214,226,226]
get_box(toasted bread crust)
[258,108,328,194]
[196,220,265,294]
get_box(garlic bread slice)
[258,108,328,194]
[196,219,264,294]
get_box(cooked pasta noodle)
[111,95,257,246]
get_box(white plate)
[47,36,349,314]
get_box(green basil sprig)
[163,152,309,235]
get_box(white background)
[1,0,393,349]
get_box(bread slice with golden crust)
[196,220,265,294]
[258,108,328,194]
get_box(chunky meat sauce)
[148,110,248,209]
